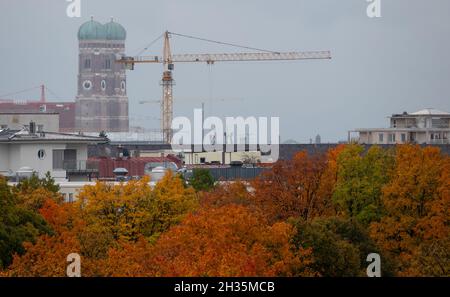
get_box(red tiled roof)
[90,156,182,178]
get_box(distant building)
[315,134,321,144]
[75,17,129,132]
[350,108,450,145]
[181,150,262,165]
[0,102,76,132]
[0,124,107,181]
[0,112,59,132]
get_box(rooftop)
[393,108,450,117]
[410,108,450,115]
[0,111,59,115]
[0,128,108,144]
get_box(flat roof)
[0,129,108,144]
[0,112,59,115]
[354,128,450,132]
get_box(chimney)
[40,85,46,103]
[29,121,36,134]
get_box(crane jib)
[117,51,331,65]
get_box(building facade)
[0,102,76,132]
[0,112,60,132]
[0,125,107,181]
[75,17,129,133]
[351,108,450,145]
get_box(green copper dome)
[77,18,126,41]
[104,19,127,40]
[78,18,106,40]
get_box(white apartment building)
[0,124,107,181]
[350,108,450,145]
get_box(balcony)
[429,139,450,145]
[63,160,100,181]
[63,160,99,172]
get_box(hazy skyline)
[0,0,449,142]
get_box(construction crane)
[116,31,331,143]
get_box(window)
[84,59,91,69]
[101,80,106,91]
[53,150,64,169]
[1,124,7,129]
[68,193,74,203]
[105,59,111,69]
[37,125,44,132]
[401,133,406,143]
[121,81,126,92]
[388,133,396,143]
[38,149,46,160]
[378,133,384,143]
[432,118,448,129]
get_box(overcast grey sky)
[0,0,449,142]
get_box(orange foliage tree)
[250,150,337,223]
[370,145,450,276]
[6,173,198,276]
[100,205,315,277]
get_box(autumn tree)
[145,205,315,277]
[6,172,198,276]
[13,172,63,211]
[333,145,394,225]
[250,151,335,223]
[200,180,251,208]
[291,217,361,276]
[370,145,449,276]
[291,216,396,277]
[0,177,51,269]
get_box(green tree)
[189,168,215,192]
[291,217,361,276]
[318,217,396,276]
[13,172,62,211]
[0,177,51,269]
[332,145,394,225]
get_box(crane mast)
[117,31,331,143]
[161,31,174,144]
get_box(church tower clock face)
[83,80,92,90]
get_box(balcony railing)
[63,160,99,171]
[429,139,450,145]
